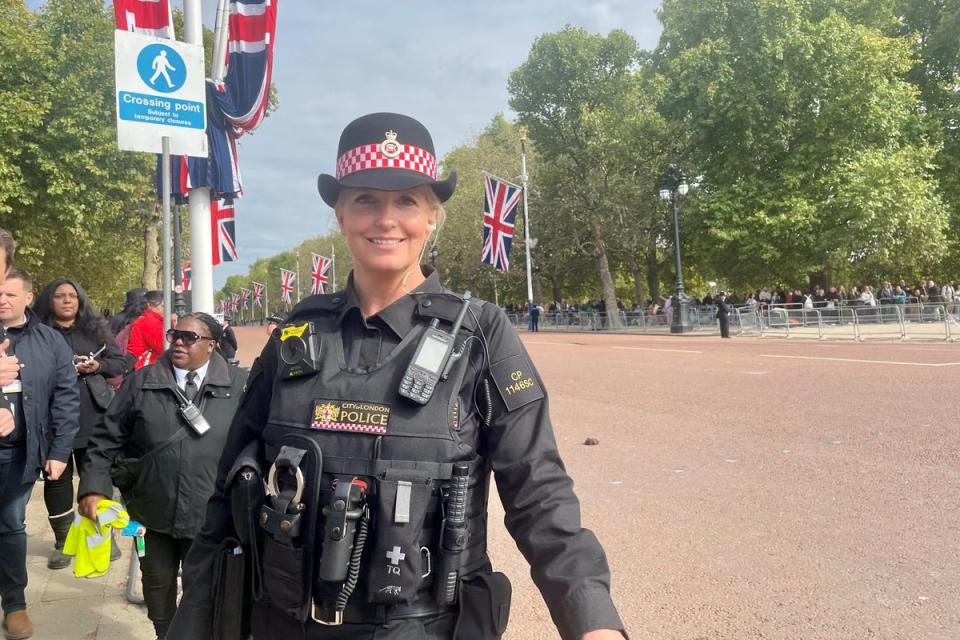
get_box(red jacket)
[127,307,164,369]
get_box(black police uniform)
[168,268,625,640]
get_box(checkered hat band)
[336,143,438,181]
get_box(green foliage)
[0,0,154,308]
[656,0,951,288]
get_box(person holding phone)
[32,278,127,569]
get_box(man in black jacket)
[0,268,80,639]
[716,291,732,338]
[219,316,238,363]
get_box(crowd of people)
[0,247,251,639]
[500,278,960,328]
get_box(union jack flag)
[181,263,191,292]
[280,268,296,304]
[310,253,332,295]
[114,0,174,39]
[240,288,251,310]
[154,0,278,202]
[252,282,264,307]
[212,198,238,265]
[230,293,240,314]
[481,174,522,272]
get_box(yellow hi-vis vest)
[62,500,129,578]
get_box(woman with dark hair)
[32,278,127,569]
[78,312,246,639]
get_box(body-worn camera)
[277,321,322,378]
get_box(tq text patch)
[311,399,391,435]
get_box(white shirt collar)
[172,360,210,391]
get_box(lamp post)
[659,163,693,334]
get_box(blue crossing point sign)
[115,31,207,157]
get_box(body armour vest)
[260,295,491,623]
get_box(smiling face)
[52,282,80,324]
[336,186,438,281]
[168,316,216,371]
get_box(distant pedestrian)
[530,301,541,332]
[716,291,732,338]
[127,290,164,369]
[108,288,147,337]
[264,312,286,337]
[219,316,238,363]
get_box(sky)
[34,0,666,288]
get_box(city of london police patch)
[311,399,391,435]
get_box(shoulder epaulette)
[415,291,486,333]
[286,293,349,323]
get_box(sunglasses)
[166,329,215,346]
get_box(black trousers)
[43,448,89,545]
[140,529,193,638]
[718,316,730,338]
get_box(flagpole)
[264,284,269,321]
[295,249,302,302]
[184,0,214,314]
[519,128,534,304]
[331,245,336,293]
[161,137,173,335]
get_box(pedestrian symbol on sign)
[150,50,176,88]
[136,44,187,93]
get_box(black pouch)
[212,538,247,640]
[262,537,306,618]
[365,470,434,604]
[453,572,512,640]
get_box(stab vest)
[260,292,491,621]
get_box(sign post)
[115,30,206,333]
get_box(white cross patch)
[386,546,406,566]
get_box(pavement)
[17,326,960,639]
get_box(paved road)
[21,329,960,639]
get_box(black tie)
[184,371,199,403]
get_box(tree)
[509,26,646,325]
[655,0,949,288]
[0,0,155,308]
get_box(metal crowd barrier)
[505,300,960,341]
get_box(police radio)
[400,292,472,405]
[277,321,322,379]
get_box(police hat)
[266,311,287,324]
[317,113,457,208]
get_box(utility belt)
[223,431,505,636]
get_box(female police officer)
[168,113,626,640]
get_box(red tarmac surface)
[234,327,960,639]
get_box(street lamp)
[659,163,693,334]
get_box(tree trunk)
[591,218,622,328]
[142,205,161,290]
[646,238,660,303]
[631,255,644,308]
[551,275,563,306]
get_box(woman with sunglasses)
[77,313,245,640]
[32,278,127,570]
